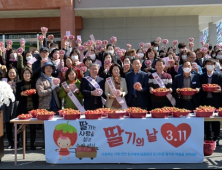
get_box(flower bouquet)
[0,81,15,106]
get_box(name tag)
[192,82,196,84]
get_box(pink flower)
[87,40,93,46]
[127,44,132,48]
[17,47,24,54]
[38,35,44,41]
[6,40,13,45]
[162,39,169,44]
[201,47,208,53]
[139,42,144,48]
[59,50,65,55]
[115,47,120,52]
[69,35,75,41]
[156,37,162,42]
[145,43,151,49]
[48,35,54,40]
[78,45,85,52]
[102,40,108,45]
[20,38,25,45]
[96,40,102,45]
[173,40,178,45]
[76,39,82,45]
[41,27,48,32]
[188,37,194,42]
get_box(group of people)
[0,33,222,151]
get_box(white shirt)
[207,71,214,78]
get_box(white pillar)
[209,22,217,46]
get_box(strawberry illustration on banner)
[17,47,24,54]
[41,27,48,32]
[38,35,44,41]
[161,123,191,148]
[6,40,13,45]
[61,67,68,73]
[96,89,103,96]
[53,121,78,160]
[134,82,142,90]
[53,78,61,86]
[69,35,75,41]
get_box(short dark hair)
[155,58,165,65]
[65,68,78,80]
[146,47,158,60]
[132,57,142,64]
[151,41,159,47]
[109,63,122,75]
[178,43,187,49]
[106,44,114,50]
[205,59,216,65]
[83,57,93,65]
[182,61,192,67]
[103,53,114,63]
[21,67,33,79]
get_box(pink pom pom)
[78,45,85,52]
[173,40,178,45]
[17,47,24,54]
[188,37,194,42]
[96,40,102,45]
[156,37,162,42]
[20,38,25,45]
[145,43,151,49]
[69,35,75,40]
[38,35,44,41]
[162,39,169,44]
[6,40,13,45]
[139,42,144,48]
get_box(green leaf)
[55,121,77,134]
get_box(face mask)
[72,55,79,61]
[182,55,187,60]
[50,47,56,53]
[206,65,214,71]
[89,54,96,60]
[183,68,191,73]
[154,47,158,51]
[107,50,114,54]
[138,53,144,58]
[26,56,32,61]
[10,53,17,60]
[212,54,216,57]
[217,55,222,60]
[130,56,135,60]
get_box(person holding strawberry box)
[200,59,222,144]
[125,58,148,109]
[16,67,38,150]
[142,48,158,74]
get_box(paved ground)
[0,146,222,169]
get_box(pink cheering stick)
[121,49,126,54]
[41,27,48,32]
[143,48,148,53]
[204,43,209,48]
[38,35,44,41]
[87,40,93,46]
[59,50,65,55]
[117,50,122,56]
[78,45,85,52]
[139,42,144,48]
[145,43,151,49]
[69,35,75,41]
[76,39,82,45]
[96,88,103,96]
[96,45,102,51]
[102,40,108,46]
[17,47,24,54]
[48,35,54,40]
[61,67,68,73]
[96,40,102,45]
[156,37,162,43]
[145,60,152,66]
[83,42,88,47]
[201,47,208,53]
[52,78,60,86]
[162,39,169,45]
[127,44,132,49]
[20,38,25,45]
[63,35,68,41]
[104,60,111,65]
[1,47,6,53]
[0,42,3,47]
[109,38,114,44]
[124,64,130,70]
[112,36,117,42]
[173,40,178,46]
[189,42,194,47]
[189,37,194,42]
[6,40,13,45]
[216,44,222,49]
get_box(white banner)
[45,117,204,164]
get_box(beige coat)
[36,76,61,109]
[105,77,128,109]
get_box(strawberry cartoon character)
[53,121,78,160]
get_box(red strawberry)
[53,121,78,147]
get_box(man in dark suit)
[81,63,105,110]
[125,58,149,109]
[200,59,222,145]
[173,61,201,111]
